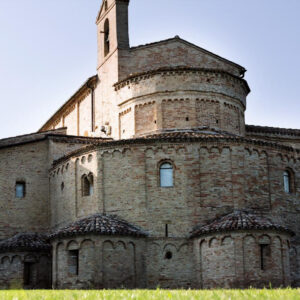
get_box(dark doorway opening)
[24,262,35,286]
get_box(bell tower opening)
[96,0,130,68]
[104,19,110,57]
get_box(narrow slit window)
[260,244,270,270]
[104,19,110,56]
[165,224,169,237]
[68,250,79,276]
[160,163,173,187]
[16,182,26,198]
[283,170,294,194]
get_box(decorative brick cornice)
[135,101,156,108]
[113,67,250,95]
[51,129,300,169]
[246,125,300,137]
[119,107,132,116]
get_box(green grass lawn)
[0,289,299,300]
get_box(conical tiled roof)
[50,214,147,239]
[190,210,294,238]
[0,233,51,252]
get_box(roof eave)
[39,75,98,133]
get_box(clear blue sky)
[0,0,299,139]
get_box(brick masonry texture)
[0,0,299,290]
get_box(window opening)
[104,19,110,56]
[68,250,79,275]
[160,163,173,187]
[260,244,270,270]
[165,224,169,237]
[82,174,94,196]
[283,170,292,193]
[16,182,26,198]
[89,175,94,196]
[165,251,173,260]
[61,182,65,192]
[24,262,35,286]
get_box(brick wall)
[116,70,247,137]
[0,137,92,239]
[63,106,77,136]
[0,252,51,289]
[50,150,99,229]
[0,141,50,238]
[195,231,291,288]
[49,138,299,287]
[126,39,242,77]
[52,236,146,289]
[135,102,157,136]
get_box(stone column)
[231,146,246,209]
[193,239,202,288]
[234,234,245,288]
[156,101,163,130]
[51,243,57,289]
[94,239,103,288]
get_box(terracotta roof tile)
[51,128,300,169]
[50,214,147,239]
[0,129,109,150]
[0,233,51,252]
[190,210,294,238]
[246,125,300,137]
[140,128,240,140]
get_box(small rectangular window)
[160,163,174,187]
[260,244,270,270]
[16,182,26,198]
[68,250,79,275]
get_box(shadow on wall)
[0,253,51,289]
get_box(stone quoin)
[0,0,299,289]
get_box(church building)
[0,0,299,289]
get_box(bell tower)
[96,0,130,69]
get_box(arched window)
[283,169,295,194]
[160,162,174,187]
[82,173,94,196]
[104,19,110,56]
